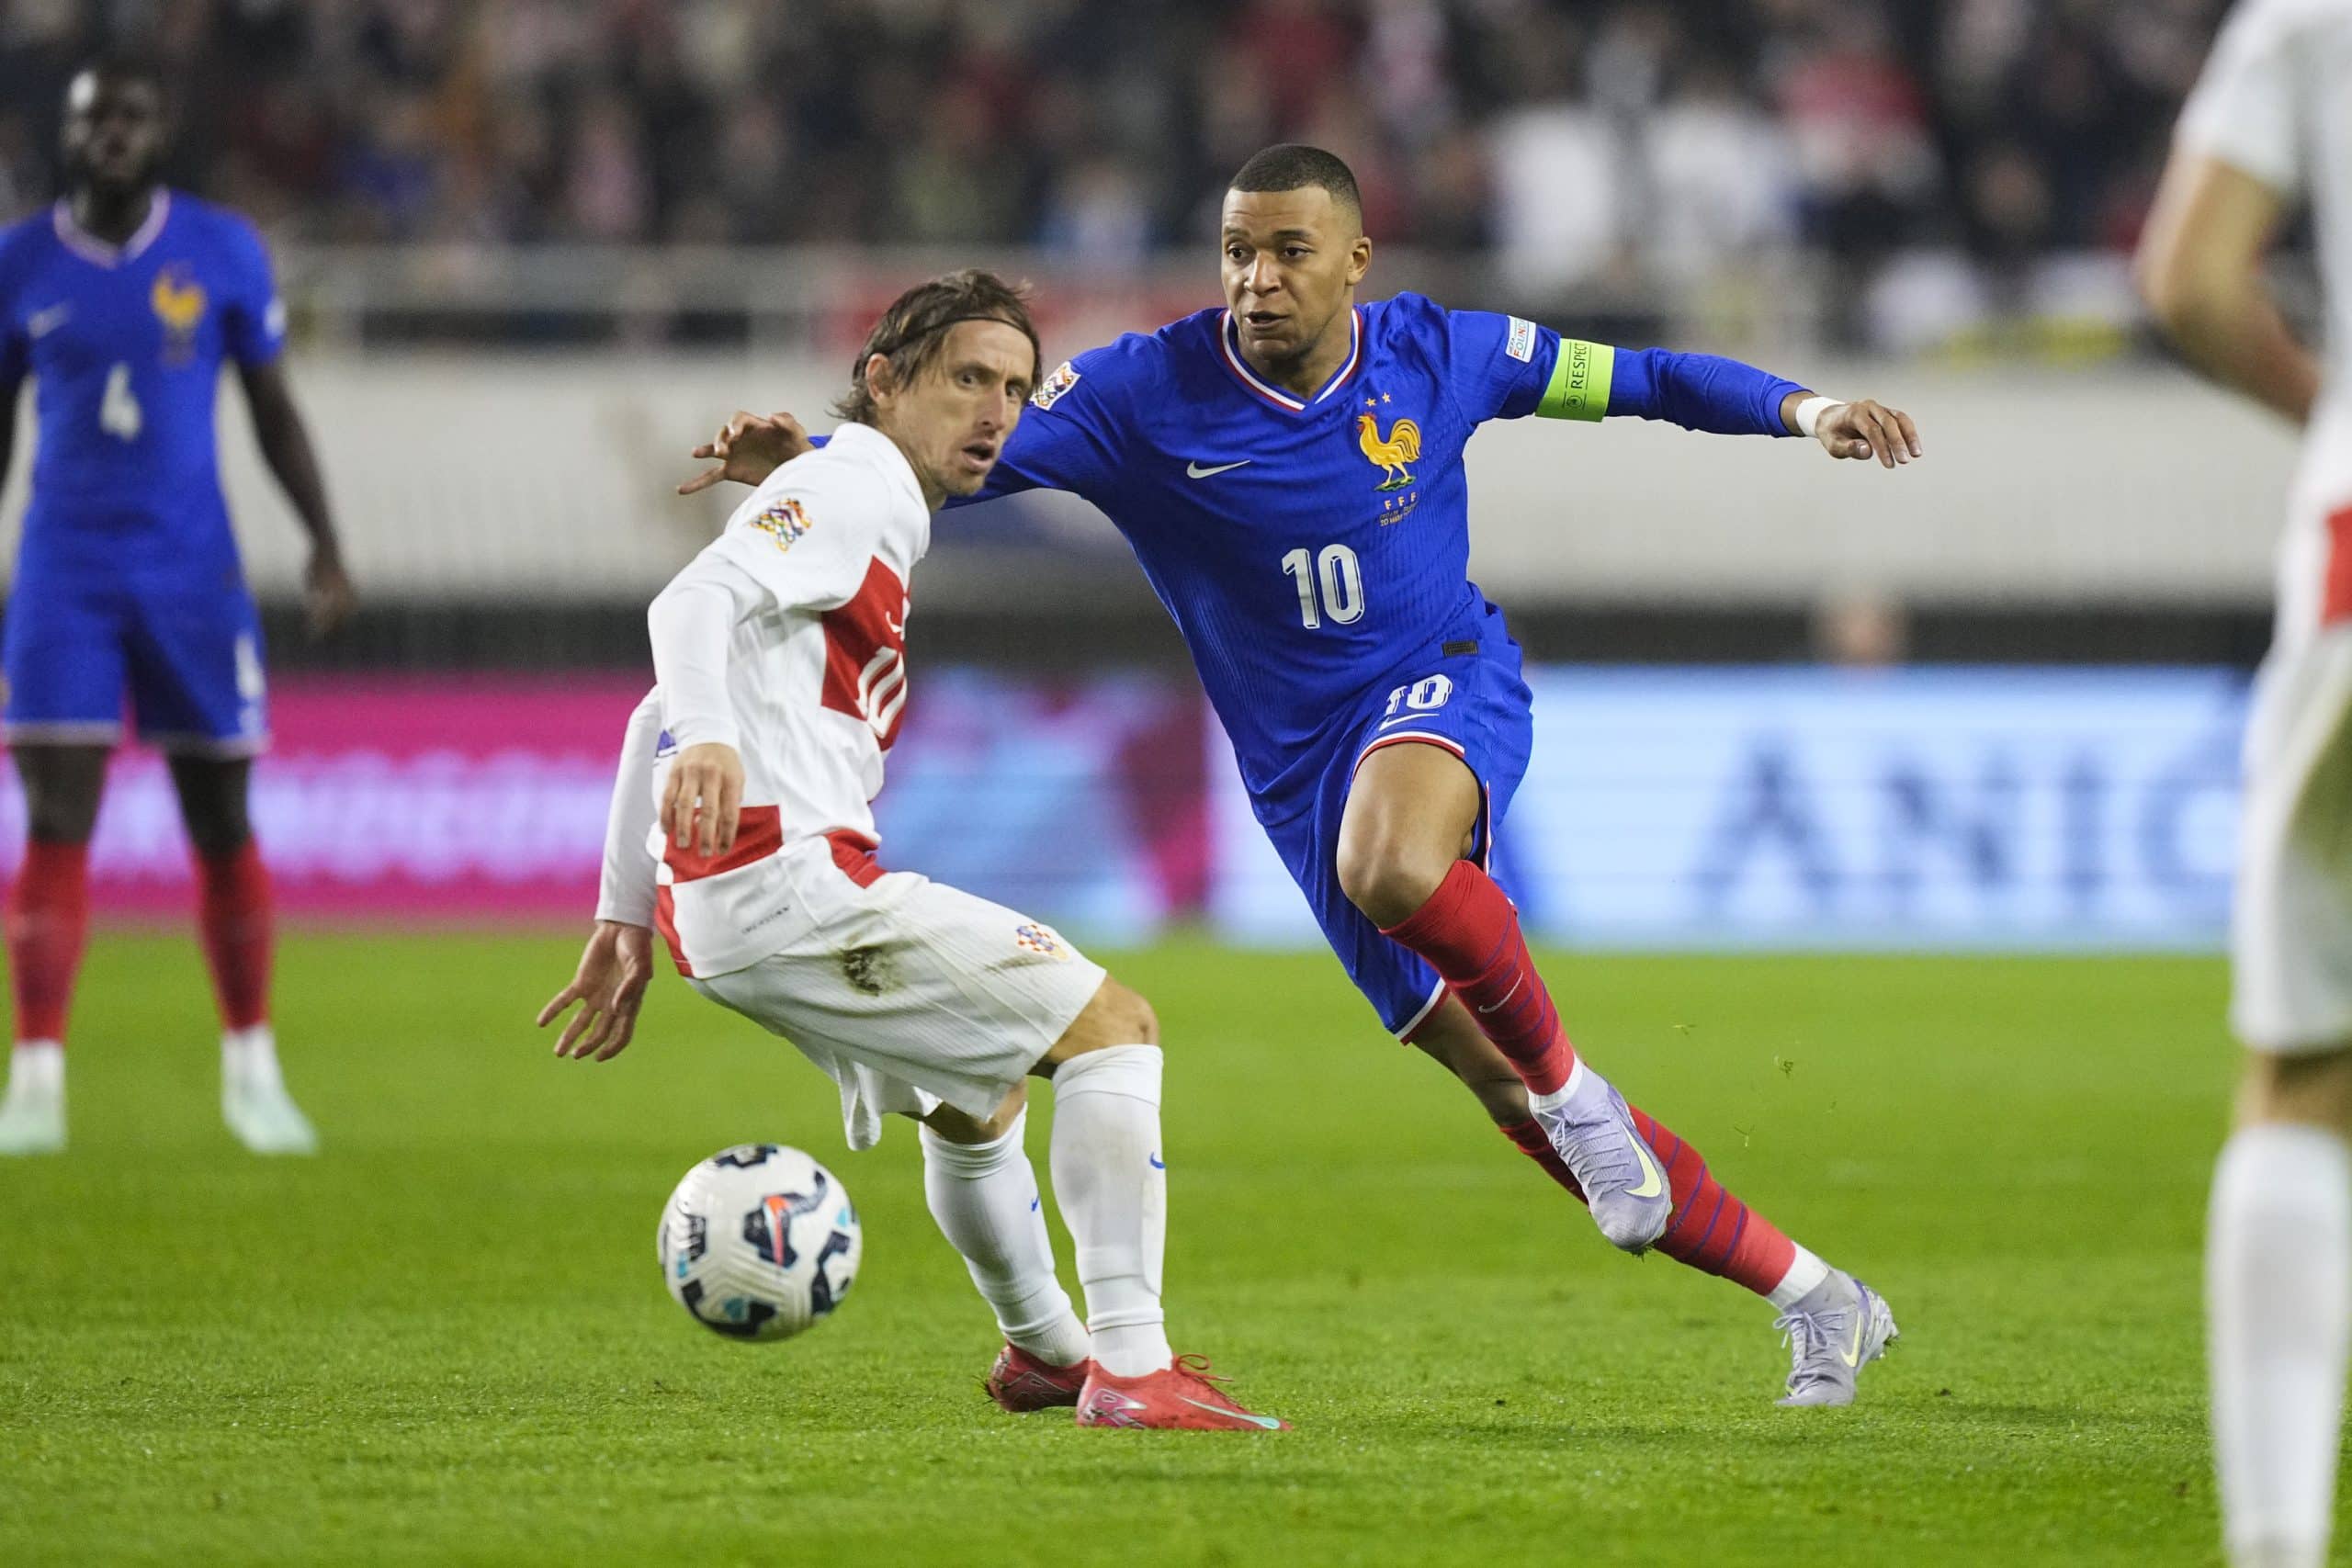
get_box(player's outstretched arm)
[238,359,356,636]
[677,411,810,494]
[1584,341,1921,468]
[541,687,667,1061]
[1779,391,1924,469]
[2136,151,2316,426]
[538,920,656,1061]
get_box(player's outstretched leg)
[172,757,314,1156]
[2209,1050,2352,1568]
[0,745,108,1156]
[1376,860,1669,1251]
[1417,1006,1896,1404]
[1342,740,1668,1251]
[918,1092,1094,1413]
[1042,981,1284,1431]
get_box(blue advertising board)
[1210,668,2251,952]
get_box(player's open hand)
[662,742,746,860]
[305,549,357,638]
[677,411,812,495]
[538,919,655,1061]
[1815,400,1923,468]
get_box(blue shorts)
[1253,640,1535,1038]
[4,565,269,755]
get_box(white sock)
[1528,1055,1591,1115]
[920,1111,1091,1369]
[6,1041,63,1100]
[1050,1044,1170,1378]
[1768,1245,1833,1310]
[221,1024,282,1092]
[2210,1122,2351,1568]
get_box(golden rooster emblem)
[150,265,208,359]
[1357,412,1420,491]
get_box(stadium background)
[0,0,2293,959]
[0,5,2298,1562]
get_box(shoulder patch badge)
[1032,360,1080,410]
[1505,316,1536,364]
[748,495,814,553]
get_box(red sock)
[1502,1110,1800,1301]
[7,840,91,1043]
[196,840,273,1032]
[1382,861,1575,1095]
[1499,1117,1584,1200]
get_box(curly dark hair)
[831,269,1042,425]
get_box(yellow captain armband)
[1536,338,1614,422]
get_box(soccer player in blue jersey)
[0,59,354,1156]
[684,144,1920,1404]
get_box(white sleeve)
[2178,0,2304,196]
[647,459,881,750]
[594,685,665,928]
[646,548,762,750]
[703,463,879,615]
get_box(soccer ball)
[657,1144,863,1342]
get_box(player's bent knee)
[1040,976,1159,1068]
[1335,837,1449,928]
[922,1084,1029,1145]
[2239,1045,2352,1132]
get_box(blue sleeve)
[217,216,286,368]
[804,342,1127,512]
[1433,303,1556,423]
[1606,348,1799,436]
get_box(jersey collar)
[1217,306,1362,413]
[52,189,172,268]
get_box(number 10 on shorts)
[1382,674,1453,718]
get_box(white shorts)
[2233,624,2352,1054]
[689,852,1106,1149]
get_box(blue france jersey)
[974,292,1795,806]
[0,190,285,575]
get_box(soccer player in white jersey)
[2140,3,2352,1562]
[537,272,1282,1432]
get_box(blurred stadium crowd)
[0,0,2230,281]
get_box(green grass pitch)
[0,932,2251,1564]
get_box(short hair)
[831,269,1041,425]
[68,52,167,101]
[1228,144,1362,225]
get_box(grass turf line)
[0,933,2245,1565]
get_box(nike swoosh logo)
[1148,1154,1165,1169]
[27,304,70,338]
[1178,1396,1283,1430]
[1839,1313,1864,1368]
[1185,460,1251,479]
[1476,976,1522,1016]
[1625,1141,1665,1200]
[1376,715,1422,730]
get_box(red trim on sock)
[1382,861,1575,1095]
[8,840,90,1043]
[1629,1106,1798,1299]
[196,840,274,1032]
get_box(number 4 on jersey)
[98,362,142,442]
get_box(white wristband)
[1792,395,1842,438]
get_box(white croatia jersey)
[653,421,927,976]
[2179,0,2352,639]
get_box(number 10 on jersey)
[1282,544,1363,628]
